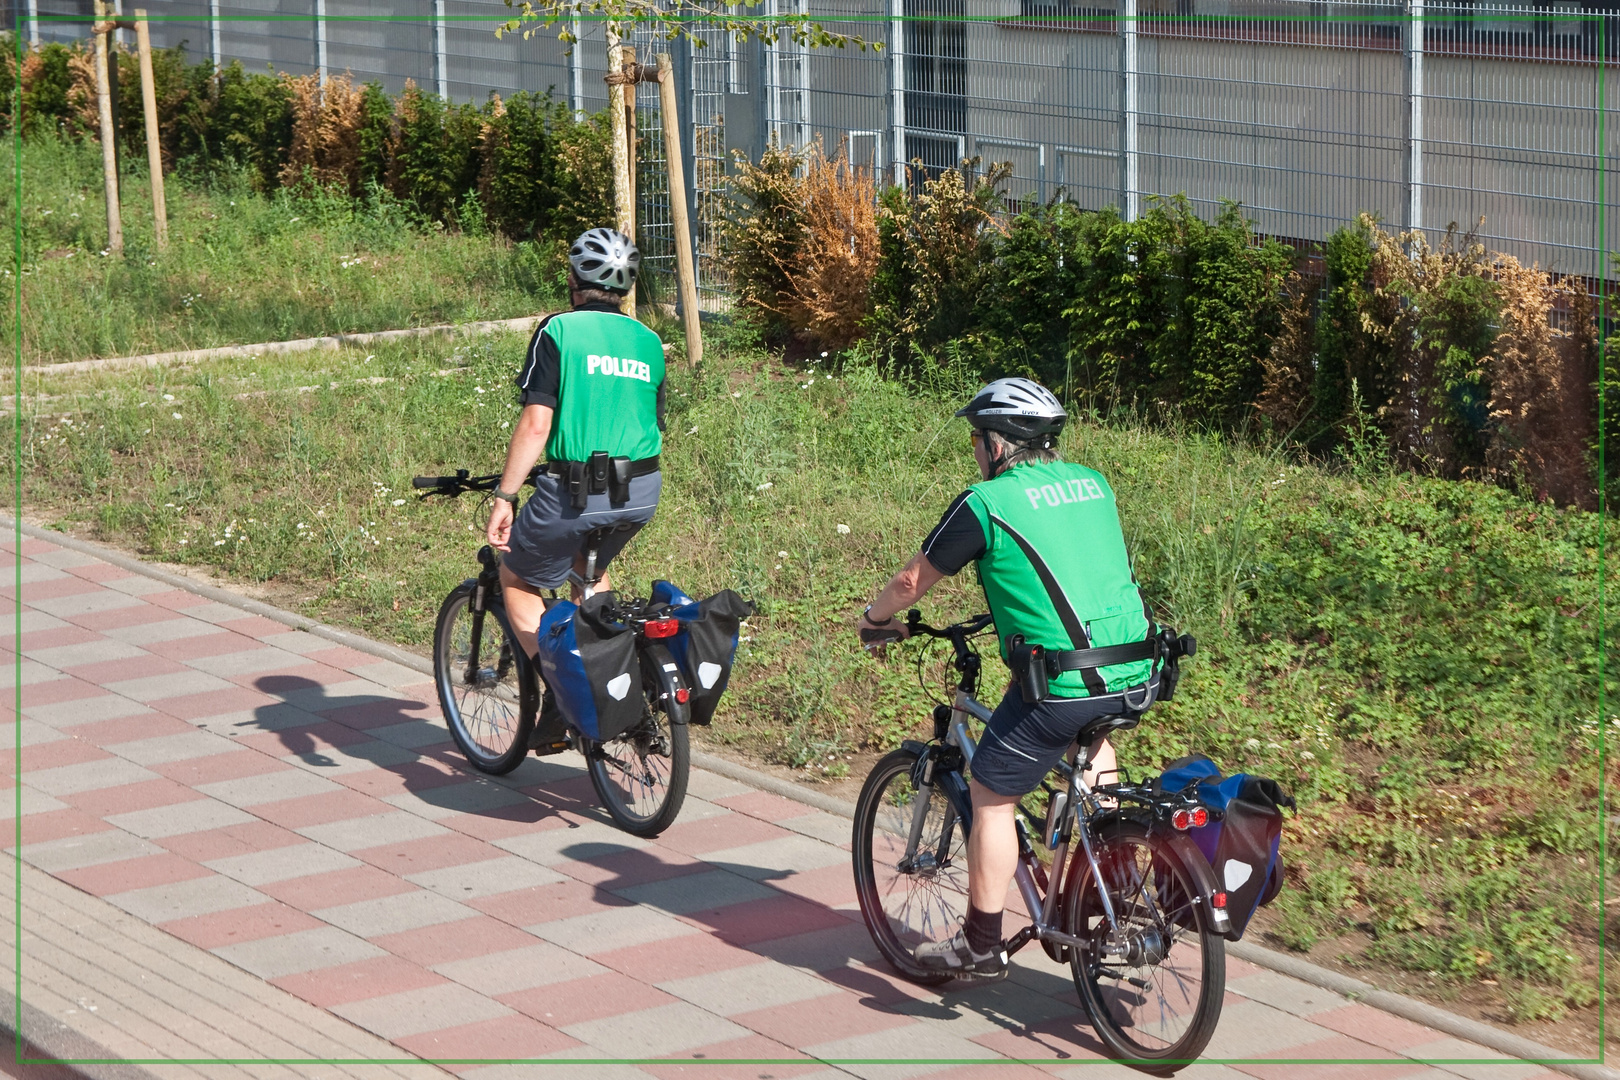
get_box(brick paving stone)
[529,903,703,955]
[370,719,455,750]
[340,757,469,800]
[215,614,303,639]
[152,749,294,786]
[100,614,222,645]
[713,790,820,822]
[591,927,767,985]
[25,756,160,795]
[764,861,862,911]
[66,601,188,632]
[155,819,305,862]
[1200,999,1345,1059]
[748,919,888,974]
[45,774,202,818]
[657,960,843,1017]
[63,654,194,688]
[332,982,514,1041]
[19,737,114,771]
[297,809,453,852]
[501,971,681,1029]
[187,647,311,679]
[104,729,240,766]
[10,624,103,651]
[432,941,608,997]
[205,841,364,886]
[16,575,109,601]
[352,830,505,874]
[703,833,853,881]
[105,872,269,923]
[397,1012,582,1061]
[1228,970,1355,1017]
[638,1036,822,1080]
[1232,1036,1435,1080]
[260,862,419,909]
[1397,1039,1546,1080]
[254,788,393,829]
[803,1020,1003,1075]
[551,843,710,889]
[20,677,117,710]
[611,867,780,916]
[198,765,342,807]
[107,795,257,838]
[18,823,155,871]
[492,814,654,865]
[70,711,197,745]
[272,954,451,1008]
[373,915,543,967]
[315,887,476,938]
[156,685,283,721]
[655,811,796,857]
[682,891,854,948]
[405,855,567,900]
[26,637,149,669]
[104,668,238,703]
[390,779,531,819]
[473,876,636,926]
[563,1000,753,1059]
[1308,1004,1444,1053]
[57,851,214,897]
[29,589,149,619]
[733,986,912,1048]
[158,898,328,950]
[210,924,388,981]
[779,810,859,848]
[146,631,267,662]
[16,805,117,845]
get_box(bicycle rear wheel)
[585,655,689,837]
[1066,820,1225,1074]
[852,747,966,985]
[434,582,535,775]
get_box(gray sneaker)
[913,930,1008,980]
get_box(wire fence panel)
[25,2,1617,288]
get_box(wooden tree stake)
[134,10,167,250]
[92,0,123,255]
[605,27,635,317]
[656,53,702,367]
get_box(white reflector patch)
[606,673,632,700]
[698,662,722,689]
[1224,860,1253,891]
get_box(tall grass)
[13,327,1611,1031]
[5,137,566,362]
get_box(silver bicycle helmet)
[568,227,641,293]
[956,377,1067,443]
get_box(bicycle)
[852,610,1231,1075]
[412,469,691,837]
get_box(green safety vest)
[543,309,665,463]
[964,460,1154,698]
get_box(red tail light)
[674,688,690,703]
[643,618,681,639]
[1211,891,1227,909]
[1190,807,1209,828]
[1171,809,1192,830]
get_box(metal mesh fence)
[22,2,1618,286]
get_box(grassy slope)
[4,138,565,362]
[13,327,1612,1043]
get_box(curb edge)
[7,516,1611,1080]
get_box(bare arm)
[487,404,553,551]
[860,551,948,636]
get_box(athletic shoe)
[913,929,1008,980]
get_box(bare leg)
[498,561,549,660]
[568,551,610,602]
[967,779,1021,915]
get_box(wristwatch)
[862,605,892,626]
[492,488,520,506]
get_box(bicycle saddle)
[1074,712,1141,748]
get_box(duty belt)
[1043,638,1157,676]
[541,453,660,509]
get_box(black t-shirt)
[922,491,989,575]
[515,300,667,429]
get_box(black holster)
[566,460,587,509]
[1007,635,1049,704]
[609,455,631,505]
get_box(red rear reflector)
[674,688,690,703]
[1171,809,1192,831]
[1191,807,1209,828]
[644,618,681,639]
[1211,891,1227,909]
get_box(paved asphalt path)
[2,531,1574,1079]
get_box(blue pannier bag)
[534,592,642,741]
[650,580,755,725]
[1158,754,1295,940]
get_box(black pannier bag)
[535,591,643,741]
[1158,754,1295,940]
[649,581,755,725]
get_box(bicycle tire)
[852,747,965,985]
[585,645,689,837]
[434,582,536,775]
[1065,819,1225,1074]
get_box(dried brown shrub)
[62,46,99,138]
[1257,268,1322,435]
[721,138,809,341]
[785,141,880,350]
[282,72,364,193]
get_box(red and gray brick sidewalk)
[1,528,1592,1079]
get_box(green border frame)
[7,7,1611,1071]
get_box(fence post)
[1121,0,1138,221]
[434,0,448,99]
[314,0,327,84]
[890,0,905,186]
[210,0,220,70]
[657,53,703,367]
[1406,0,1424,239]
[28,0,38,46]
[606,25,636,316]
[570,13,583,118]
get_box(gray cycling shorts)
[970,679,1157,798]
[502,470,661,590]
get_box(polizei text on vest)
[587,355,654,382]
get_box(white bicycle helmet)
[569,227,641,293]
[956,377,1067,444]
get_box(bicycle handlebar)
[905,610,994,641]
[410,469,538,498]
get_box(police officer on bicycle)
[857,378,1157,979]
[486,228,667,711]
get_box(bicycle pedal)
[531,740,571,757]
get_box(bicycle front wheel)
[585,656,689,837]
[1066,820,1225,1074]
[434,582,535,775]
[852,747,967,985]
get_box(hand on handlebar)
[486,498,514,552]
[857,609,911,656]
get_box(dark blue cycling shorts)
[969,681,1156,798]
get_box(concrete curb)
[0,985,159,1080]
[7,516,1612,1080]
[22,315,549,376]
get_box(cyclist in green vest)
[857,378,1156,980]
[486,227,667,670]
